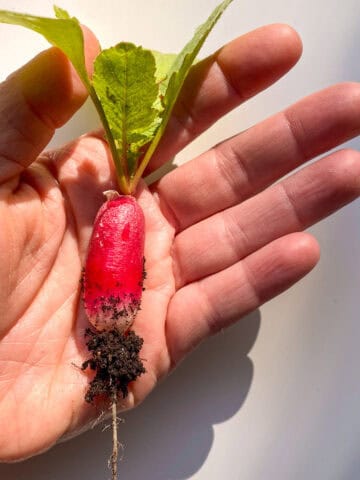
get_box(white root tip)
[103,190,121,201]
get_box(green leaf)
[151,50,177,95]
[53,6,71,20]
[130,0,233,189]
[0,1,233,194]
[92,42,162,180]
[0,8,89,88]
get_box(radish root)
[110,394,118,480]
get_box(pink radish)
[83,191,145,332]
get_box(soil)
[81,328,145,403]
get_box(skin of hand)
[0,23,360,462]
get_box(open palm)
[1,25,360,462]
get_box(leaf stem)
[89,87,131,195]
[129,121,164,192]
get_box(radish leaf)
[92,43,162,180]
[0,0,234,194]
[53,6,71,20]
[0,7,90,88]
[151,51,177,95]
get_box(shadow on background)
[0,310,260,480]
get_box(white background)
[0,1,360,479]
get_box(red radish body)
[83,193,145,332]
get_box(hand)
[1,24,359,461]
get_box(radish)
[83,191,145,333]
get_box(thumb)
[0,25,100,184]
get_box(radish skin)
[83,192,145,332]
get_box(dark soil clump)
[82,328,145,403]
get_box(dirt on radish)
[82,328,145,403]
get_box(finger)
[146,23,302,173]
[172,148,360,288]
[167,232,319,364]
[0,26,100,184]
[155,82,360,231]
